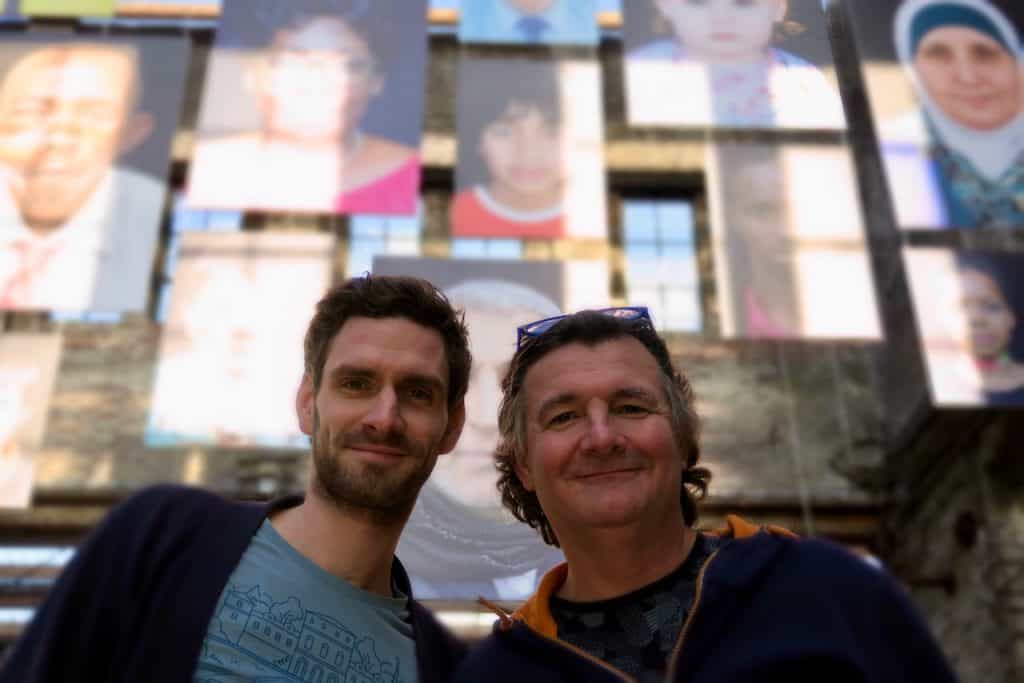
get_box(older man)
[455,308,957,682]
[2,275,469,683]
[0,42,169,312]
[459,0,599,45]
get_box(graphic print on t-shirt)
[195,583,406,682]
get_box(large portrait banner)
[0,34,189,313]
[458,0,599,46]
[146,232,333,448]
[452,54,608,240]
[0,35,188,315]
[847,0,1023,230]
[905,248,1024,406]
[0,333,61,508]
[187,0,430,215]
[374,255,610,599]
[707,142,881,339]
[623,0,846,129]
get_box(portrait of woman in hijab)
[879,0,1023,229]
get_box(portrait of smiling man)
[454,308,957,682]
[0,36,187,312]
[2,275,469,683]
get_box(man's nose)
[362,386,403,434]
[580,403,618,455]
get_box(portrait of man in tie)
[458,0,599,46]
[0,35,188,313]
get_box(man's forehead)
[523,337,664,405]
[4,48,134,98]
[323,316,449,383]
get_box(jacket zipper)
[526,627,636,682]
[664,546,722,681]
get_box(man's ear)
[513,448,535,492]
[117,112,154,156]
[296,373,315,436]
[438,398,466,455]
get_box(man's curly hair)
[494,310,710,547]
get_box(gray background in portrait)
[623,0,838,67]
[0,34,190,181]
[845,0,1022,62]
[372,255,564,309]
[199,0,429,146]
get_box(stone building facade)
[0,3,1021,681]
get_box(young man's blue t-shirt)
[193,520,417,683]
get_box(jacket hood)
[482,515,797,636]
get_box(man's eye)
[547,411,577,427]
[408,386,434,402]
[616,404,650,416]
[339,378,370,392]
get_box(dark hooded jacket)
[0,485,466,683]
[455,516,957,683]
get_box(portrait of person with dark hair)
[882,0,1022,229]
[452,55,607,240]
[0,36,188,313]
[187,0,428,215]
[708,142,881,339]
[459,0,599,46]
[906,248,1024,405]
[624,0,846,129]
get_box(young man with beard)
[1,276,470,683]
[455,308,956,682]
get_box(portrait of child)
[624,0,846,129]
[707,142,881,339]
[458,0,599,46]
[452,55,607,240]
[905,248,1024,406]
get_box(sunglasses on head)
[515,306,651,351]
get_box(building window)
[621,200,701,333]
[450,238,523,260]
[347,205,423,277]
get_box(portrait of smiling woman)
[855,0,1024,229]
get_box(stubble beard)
[310,409,436,523]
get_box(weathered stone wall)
[881,415,1024,683]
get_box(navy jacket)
[455,529,958,682]
[0,485,466,683]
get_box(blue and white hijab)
[895,0,1023,182]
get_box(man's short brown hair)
[303,275,471,408]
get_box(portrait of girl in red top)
[453,57,573,239]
